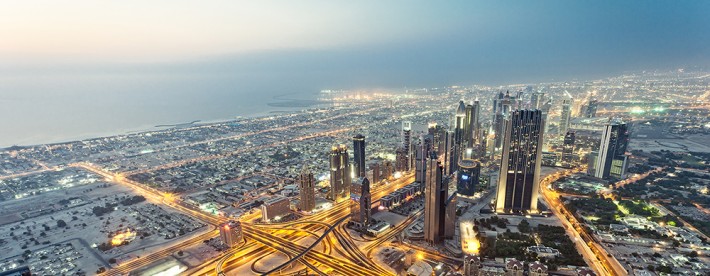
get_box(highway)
[540,167,627,276]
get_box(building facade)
[298,165,316,212]
[353,134,366,178]
[350,177,372,230]
[457,159,480,197]
[261,196,291,222]
[495,110,544,214]
[329,145,352,203]
[219,220,243,247]
[424,153,446,244]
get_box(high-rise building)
[371,162,381,184]
[414,137,428,184]
[383,161,394,179]
[424,153,446,244]
[457,159,480,197]
[561,131,576,167]
[402,121,413,171]
[471,100,481,146]
[444,192,457,238]
[494,91,513,149]
[531,92,545,110]
[353,134,366,178]
[590,119,629,179]
[219,220,243,247]
[261,196,291,222]
[444,130,455,175]
[495,110,544,214]
[395,147,408,172]
[298,165,316,212]
[350,177,372,230]
[464,103,473,146]
[453,100,466,172]
[585,99,598,118]
[329,145,352,203]
[463,255,481,276]
[541,99,552,135]
[559,99,572,137]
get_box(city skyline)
[1,2,710,276]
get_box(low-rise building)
[261,196,290,222]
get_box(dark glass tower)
[592,119,629,179]
[495,110,544,214]
[561,131,576,167]
[352,134,366,178]
[457,159,480,197]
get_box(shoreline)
[1,97,333,150]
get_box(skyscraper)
[219,220,243,248]
[495,110,544,214]
[531,91,545,110]
[585,99,598,118]
[561,131,576,167]
[591,119,629,179]
[444,192,457,238]
[371,162,381,184]
[329,145,351,203]
[353,134,366,178]
[424,153,446,244]
[541,99,552,135]
[559,99,572,137]
[414,137,428,184]
[350,177,372,230]
[471,100,481,146]
[494,92,512,149]
[457,159,480,197]
[298,165,316,212]
[402,121,412,170]
[453,100,466,172]
[395,147,408,172]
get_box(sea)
[0,73,328,148]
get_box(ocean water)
[0,73,322,148]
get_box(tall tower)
[350,177,372,230]
[453,101,466,172]
[414,137,428,184]
[298,165,316,212]
[352,134,366,178]
[561,131,576,167]
[585,99,598,118]
[471,100,481,146]
[494,92,512,149]
[495,110,544,214]
[424,153,445,244]
[531,92,545,110]
[463,103,473,147]
[444,192,457,238]
[402,121,413,171]
[559,99,572,137]
[329,145,351,203]
[592,119,629,179]
[541,99,552,135]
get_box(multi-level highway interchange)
[1,70,710,275]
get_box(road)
[540,167,627,276]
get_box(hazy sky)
[2,1,708,84]
[1,1,709,146]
